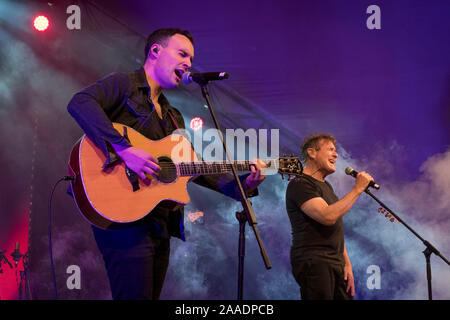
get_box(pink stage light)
[190,117,204,131]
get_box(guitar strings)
[155,160,278,170]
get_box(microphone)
[182,71,229,84]
[345,167,380,190]
[11,242,22,267]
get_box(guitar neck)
[177,160,275,176]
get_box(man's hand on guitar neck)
[111,144,161,181]
[245,158,267,191]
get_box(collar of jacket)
[133,67,172,115]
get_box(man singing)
[285,133,374,300]
[67,28,266,300]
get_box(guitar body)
[68,123,197,229]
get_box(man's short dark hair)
[300,133,337,163]
[144,28,194,61]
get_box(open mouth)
[174,69,183,81]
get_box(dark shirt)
[285,174,345,265]
[67,67,257,240]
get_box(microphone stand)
[364,188,450,300]
[0,249,13,273]
[197,80,271,300]
[10,245,29,300]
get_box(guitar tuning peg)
[389,218,395,223]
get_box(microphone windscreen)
[345,167,354,175]
[182,72,192,84]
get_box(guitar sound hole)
[157,156,177,183]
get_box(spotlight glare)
[190,117,204,131]
[33,15,49,32]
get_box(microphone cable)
[48,175,74,300]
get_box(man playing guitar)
[67,28,266,300]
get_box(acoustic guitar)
[68,123,301,229]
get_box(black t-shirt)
[285,174,345,265]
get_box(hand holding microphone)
[345,167,379,192]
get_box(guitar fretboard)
[177,160,275,176]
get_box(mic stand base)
[423,246,432,300]
[236,210,247,301]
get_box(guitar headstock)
[377,207,397,223]
[278,154,303,181]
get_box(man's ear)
[307,147,316,160]
[149,44,161,58]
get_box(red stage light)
[33,15,50,32]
